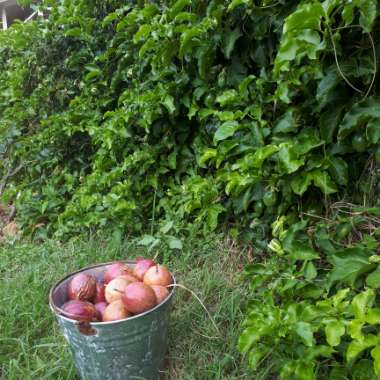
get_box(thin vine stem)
[329,24,377,98]
[327,24,363,94]
[364,31,377,98]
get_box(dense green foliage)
[240,203,380,379]
[1,0,380,378]
[1,0,377,239]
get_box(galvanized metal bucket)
[49,261,175,380]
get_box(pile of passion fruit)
[61,258,172,322]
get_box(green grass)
[0,233,256,379]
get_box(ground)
[0,203,18,242]
[0,233,259,379]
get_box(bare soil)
[0,203,18,241]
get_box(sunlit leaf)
[325,320,345,347]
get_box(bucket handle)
[75,320,98,336]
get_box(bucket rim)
[49,260,176,326]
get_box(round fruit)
[94,282,106,303]
[104,262,132,284]
[263,191,277,207]
[103,300,131,322]
[105,277,132,304]
[94,302,108,321]
[204,94,215,108]
[144,265,172,287]
[68,273,96,302]
[133,258,155,280]
[118,274,139,283]
[254,200,264,216]
[218,72,226,87]
[62,300,97,321]
[352,133,367,152]
[151,285,169,304]
[122,282,157,314]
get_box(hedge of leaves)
[1,0,380,378]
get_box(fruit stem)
[166,283,221,337]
